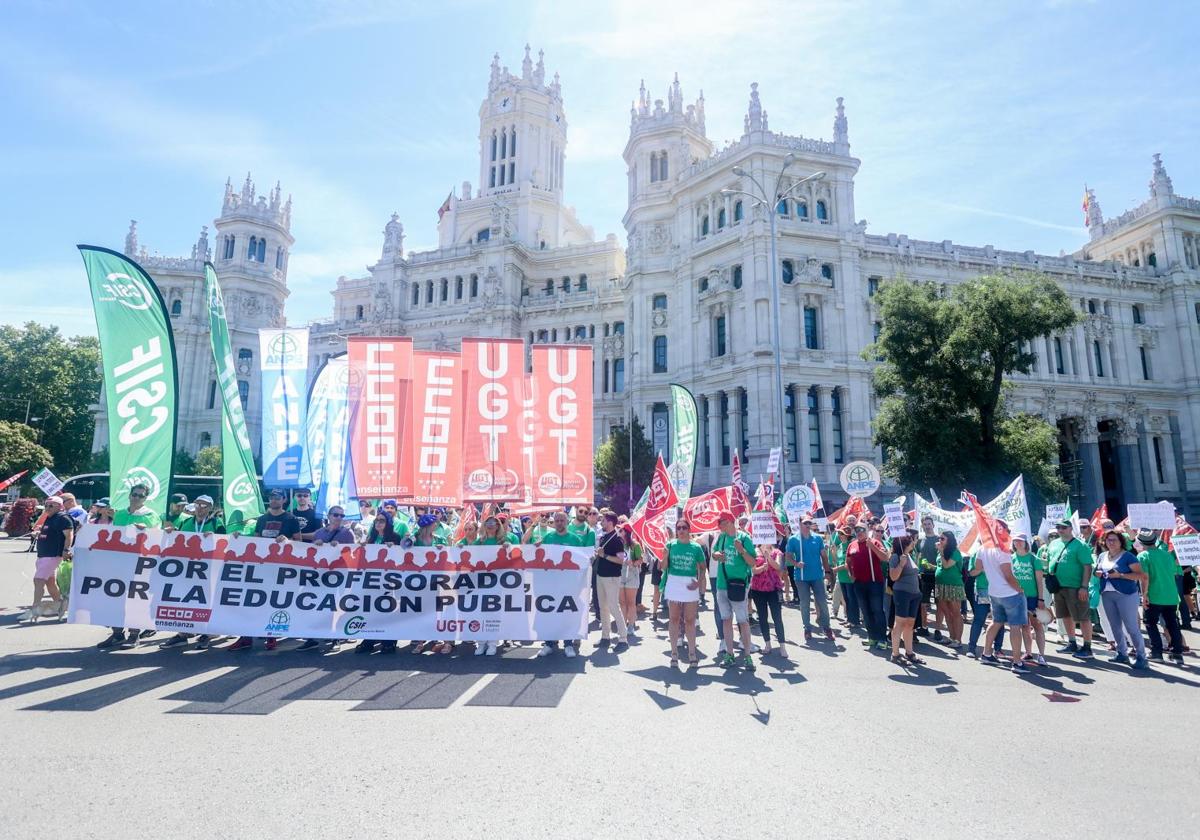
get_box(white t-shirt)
[978,547,1019,599]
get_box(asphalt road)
[2,537,1197,838]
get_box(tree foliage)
[0,323,102,476]
[594,415,655,514]
[194,446,222,477]
[867,271,1075,507]
[0,420,54,479]
[173,448,197,475]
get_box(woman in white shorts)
[663,519,705,667]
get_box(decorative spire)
[522,43,532,80]
[745,82,764,134]
[638,78,647,111]
[534,48,545,85]
[193,225,209,261]
[1084,186,1103,229]
[241,172,254,202]
[381,212,404,260]
[833,96,848,146]
[669,72,682,114]
[550,70,560,99]
[489,52,500,90]
[223,177,234,210]
[124,220,138,256]
[270,180,281,211]
[1149,152,1174,198]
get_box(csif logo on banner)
[112,336,171,445]
[99,271,154,311]
[225,474,258,509]
[123,466,162,502]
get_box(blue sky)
[2,0,1197,337]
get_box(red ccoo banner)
[348,337,414,498]
[461,338,525,502]
[410,351,463,506]
[530,345,593,505]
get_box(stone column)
[837,385,851,462]
[729,388,744,466]
[794,384,812,479]
[1114,419,1145,505]
[817,385,835,473]
[1077,418,1105,511]
[1170,415,1190,498]
[707,392,723,487]
[1137,419,1156,499]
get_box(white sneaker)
[537,644,555,657]
[564,645,577,658]
[19,607,37,623]
[485,641,498,656]
[474,642,487,656]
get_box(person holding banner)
[160,496,228,650]
[476,516,507,546]
[847,524,891,651]
[713,511,756,670]
[364,512,405,546]
[1095,530,1148,669]
[535,511,588,660]
[595,512,630,652]
[97,484,161,650]
[409,514,447,548]
[663,520,705,667]
[786,518,833,642]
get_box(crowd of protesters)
[15,489,1198,674]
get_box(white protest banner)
[840,461,881,497]
[914,493,975,542]
[883,503,907,538]
[1171,534,1200,568]
[766,447,782,475]
[1127,502,1177,531]
[1045,503,1067,524]
[750,510,777,545]
[32,468,64,497]
[782,484,810,531]
[68,525,589,641]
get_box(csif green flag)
[668,383,698,504]
[205,263,264,530]
[78,246,178,517]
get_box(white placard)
[782,485,814,516]
[839,461,881,497]
[32,467,63,497]
[766,447,782,475]
[1171,534,1200,567]
[883,503,907,538]
[1127,501,1177,531]
[1045,503,1066,523]
[750,510,777,545]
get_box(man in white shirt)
[974,545,1028,674]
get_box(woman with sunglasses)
[362,512,404,546]
[475,516,507,545]
[663,519,705,667]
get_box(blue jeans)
[1101,589,1145,659]
[840,581,861,625]
[852,580,886,643]
[968,600,1005,653]
[794,579,830,632]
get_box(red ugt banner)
[461,338,524,502]
[531,345,593,505]
[348,337,414,498]
[410,351,463,506]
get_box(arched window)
[510,127,516,157]
[561,276,571,291]
[476,228,490,243]
[658,152,668,182]
[207,380,217,410]
[574,326,587,340]
[1132,304,1144,324]
[1093,341,1105,377]
[1148,252,1157,267]
[653,335,668,372]
[275,247,284,269]
[256,238,266,262]
[604,323,610,337]
[247,236,257,259]
[455,276,463,299]
[411,284,420,306]
[714,315,727,357]
[797,201,808,219]
[701,215,709,236]
[508,162,514,183]
[223,236,235,260]
[732,265,743,289]
[440,278,448,302]
[499,128,506,159]
[355,304,364,320]
[551,328,558,342]
[489,167,496,188]
[544,279,554,296]
[612,358,625,392]
[733,200,743,223]
[804,307,820,349]
[1087,299,1097,314]
[781,260,794,284]
[237,380,249,410]
[652,294,667,310]
[821,263,834,283]
[537,330,549,343]
[718,208,727,229]
[699,276,709,293]
[777,199,789,216]
[199,431,212,450]
[170,299,182,316]
[816,200,828,221]
[425,280,434,303]
[613,321,625,335]
[238,348,253,366]
[577,274,588,291]
[470,274,479,297]
[650,152,658,183]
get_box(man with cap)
[291,488,321,542]
[161,496,225,649]
[97,484,161,649]
[227,489,299,652]
[21,496,73,622]
[164,493,189,529]
[1137,529,1186,665]
[846,521,891,650]
[786,517,834,641]
[535,510,588,659]
[1047,518,1095,658]
[713,510,756,669]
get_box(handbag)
[1044,572,1061,595]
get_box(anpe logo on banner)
[265,610,290,634]
[343,615,367,636]
[100,271,153,311]
[267,332,299,362]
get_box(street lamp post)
[722,157,824,492]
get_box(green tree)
[594,415,655,513]
[194,446,222,477]
[0,323,102,476]
[173,448,197,475]
[88,447,109,473]
[0,420,53,479]
[867,271,1075,506]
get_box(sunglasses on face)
[329,512,344,518]
[130,492,147,498]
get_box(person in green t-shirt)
[1010,534,1047,664]
[663,519,705,666]
[829,526,861,628]
[475,516,507,546]
[713,512,756,670]
[98,483,162,651]
[533,511,587,660]
[1047,520,1095,657]
[1137,530,1184,662]
[933,532,965,648]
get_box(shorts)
[651,567,663,586]
[620,564,640,589]
[991,593,1029,626]
[664,575,699,603]
[935,584,965,602]
[715,588,750,624]
[35,556,62,580]
[893,589,921,619]
[1026,596,1039,612]
[1054,587,1091,623]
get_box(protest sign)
[1171,534,1200,568]
[1127,502,1177,531]
[68,525,589,641]
[883,503,907,538]
[750,510,777,545]
[1045,503,1066,523]
[32,468,64,497]
[840,461,881,497]
[766,447,781,475]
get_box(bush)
[2,497,38,537]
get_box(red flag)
[461,338,525,502]
[731,451,749,494]
[644,454,679,521]
[437,190,453,220]
[809,478,823,516]
[1089,504,1108,543]
[0,469,28,492]
[828,495,867,530]
[964,491,1011,552]
[530,345,593,505]
[348,337,414,498]
[683,486,736,533]
[1164,514,1197,552]
[409,351,463,506]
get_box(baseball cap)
[717,511,735,524]
[268,488,287,499]
[97,497,111,507]
[171,493,188,504]
[195,495,214,505]
[45,495,63,506]
[1055,518,1073,528]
